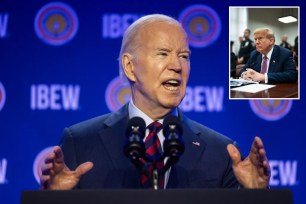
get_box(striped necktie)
[141,121,164,189]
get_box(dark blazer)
[60,104,238,189]
[239,45,297,84]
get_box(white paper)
[231,84,276,93]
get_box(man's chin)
[161,99,182,109]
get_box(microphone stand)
[152,161,159,190]
[150,155,178,190]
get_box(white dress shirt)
[262,46,274,83]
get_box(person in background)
[40,14,270,190]
[293,36,298,67]
[237,29,255,64]
[279,34,292,50]
[230,41,237,78]
[240,28,297,84]
[238,36,243,44]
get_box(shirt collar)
[128,99,178,127]
[263,45,274,59]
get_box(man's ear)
[121,53,136,82]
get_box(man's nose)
[168,56,182,73]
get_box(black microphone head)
[124,117,146,162]
[163,115,185,160]
[125,116,146,137]
[162,115,183,136]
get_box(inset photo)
[229,7,299,99]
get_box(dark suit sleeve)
[238,50,259,77]
[58,128,82,188]
[59,128,78,172]
[267,51,297,83]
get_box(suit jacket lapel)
[268,45,278,73]
[255,54,262,72]
[167,110,207,188]
[99,104,132,169]
[99,103,144,187]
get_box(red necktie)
[141,121,164,189]
[261,55,268,74]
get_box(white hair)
[118,14,183,83]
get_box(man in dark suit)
[237,28,255,64]
[240,28,297,84]
[279,34,292,50]
[40,14,270,190]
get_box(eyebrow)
[156,47,191,55]
[156,48,171,52]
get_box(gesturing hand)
[227,136,271,188]
[40,146,93,190]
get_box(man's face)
[244,30,250,39]
[254,31,274,55]
[129,22,190,117]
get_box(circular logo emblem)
[179,4,221,48]
[249,100,293,121]
[105,76,131,112]
[33,146,54,184]
[34,2,78,45]
[0,81,6,111]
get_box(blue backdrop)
[0,0,305,204]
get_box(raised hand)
[40,146,93,190]
[227,136,271,188]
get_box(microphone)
[162,115,184,170]
[124,117,146,167]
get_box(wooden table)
[230,83,299,99]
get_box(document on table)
[230,78,258,87]
[231,84,276,93]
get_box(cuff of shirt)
[264,73,268,83]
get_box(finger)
[253,137,271,177]
[243,73,251,80]
[227,144,241,167]
[258,160,270,178]
[254,137,266,160]
[41,162,53,175]
[246,75,253,80]
[75,162,94,177]
[246,68,254,72]
[250,137,262,164]
[40,175,50,189]
[44,152,56,164]
[53,146,64,163]
[263,160,271,177]
[258,147,270,177]
[254,136,264,148]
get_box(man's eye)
[158,52,168,56]
[180,54,190,60]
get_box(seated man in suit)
[40,14,270,190]
[239,28,297,84]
